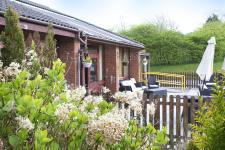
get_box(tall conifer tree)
[43,24,56,68]
[1,7,25,66]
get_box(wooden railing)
[143,94,212,148]
[116,94,212,149]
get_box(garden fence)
[143,72,221,89]
[117,94,212,149]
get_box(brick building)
[0,0,147,93]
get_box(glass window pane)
[90,58,97,81]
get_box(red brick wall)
[57,37,80,87]
[104,45,120,93]
[129,49,140,81]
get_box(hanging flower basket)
[83,56,92,68]
[83,62,92,68]
[122,61,129,65]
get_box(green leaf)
[3,100,15,112]
[41,137,52,143]
[9,135,20,148]
[49,142,59,150]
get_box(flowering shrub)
[22,45,41,79]
[0,58,168,149]
[147,102,156,115]
[15,116,34,131]
[0,61,21,82]
[86,108,129,147]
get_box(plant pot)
[122,61,129,65]
[83,62,92,68]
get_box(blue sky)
[31,0,225,33]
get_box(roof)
[0,0,144,49]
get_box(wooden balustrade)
[116,93,212,148]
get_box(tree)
[187,21,225,62]
[120,23,191,65]
[1,7,25,66]
[33,31,42,57]
[42,24,56,68]
[120,19,225,66]
[206,14,220,23]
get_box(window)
[119,48,129,78]
[90,58,97,81]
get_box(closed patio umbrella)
[196,37,216,82]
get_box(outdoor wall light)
[142,57,148,66]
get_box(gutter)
[88,37,145,50]
[0,11,79,33]
[77,31,88,86]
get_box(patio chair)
[119,80,144,92]
[148,76,159,89]
[198,84,213,96]
[119,80,132,92]
[198,74,221,96]
[130,78,147,90]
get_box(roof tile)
[0,0,144,48]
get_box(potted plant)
[83,56,92,68]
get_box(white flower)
[15,116,34,131]
[113,92,128,103]
[113,91,138,104]
[27,62,32,66]
[102,86,110,94]
[70,86,86,101]
[9,62,20,68]
[43,67,49,75]
[23,49,39,70]
[4,62,21,77]
[53,96,61,103]
[0,72,5,82]
[55,103,75,123]
[30,55,35,60]
[26,50,35,57]
[129,100,142,115]
[84,95,103,104]
[22,60,26,64]
[87,108,128,145]
[147,102,155,115]
[0,60,3,68]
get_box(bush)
[192,79,225,149]
[0,57,168,149]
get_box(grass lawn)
[151,61,223,72]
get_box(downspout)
[78,31,87,49]
[77,31,88,86]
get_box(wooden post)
[190,97,195,124]
[142,92,148,126]
[154,95,160,130]
[162,95,167,127]
[183,96,188,139]
[169,95,174,147]
[176,96,181,138]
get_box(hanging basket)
[83,62,92,68]
[122,61,129,65]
